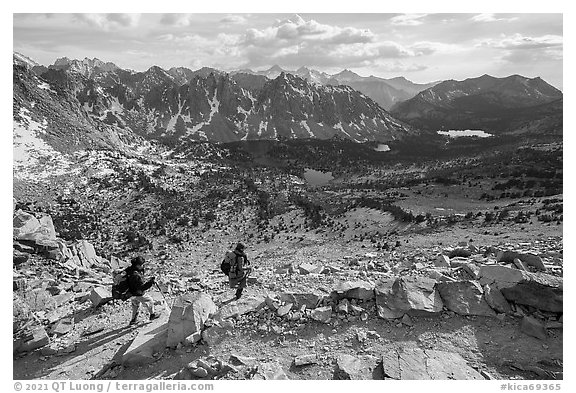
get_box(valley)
[12,52,563,381]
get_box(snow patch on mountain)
[13,108,73,181]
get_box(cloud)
[377,61,428,73]
[390,14,428,26]
[73,13,141,30]
[220,15,247,25]
[159,13,194,27]
[234,15,450,70]
[471,13,519,23]
[478,34,562,50]
[243,14,375,47]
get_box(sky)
[13,13,563,89]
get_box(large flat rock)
[437,280,496,317]
[375,276,443,319]
[122,313,169,365]
[479,265,562,312]
[166,292,217,348]
[382,347,484,380]
[215,295,265,320]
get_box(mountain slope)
[15,54,414,148]
[391,74,563,133]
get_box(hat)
[131,256,145,266]
[235,243,245,251]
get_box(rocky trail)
[13,206,563,380]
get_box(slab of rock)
[254,361,289,380]
[13,250,29,265]
[310,306,332,323]
[167,292,217,348]
[216,295,265,320]
[122,313,169,365]
[16,327,49,353]
[449,248,472,258]
[434,255,451,268]
[278,291,321,309]
[479,265,562,312]
[337,299,351,313]
[89,287,111,307]
[50,317,74,336]
[520,316,548,340]
[299,262,318,275]
[277,303,293,317]
[483,284,512,314]
[498,250,546,271]
[334,354,382,380]
[294,354,317,366]
[14,211,56,243]
[332,280,375,300]
[437,281,495,317]
[381,346,484,380]
[375,276,443,319]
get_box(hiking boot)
[149,313,160,321]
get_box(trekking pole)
[154,281,172,313]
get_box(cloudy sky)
[13,13,563,89]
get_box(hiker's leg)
[130,297,140,321]
[235,276,247,299]
[141,294,155,315]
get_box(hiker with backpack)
[221,243,252,300]
[125,256,160,325]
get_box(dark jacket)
[228,249,252,287]
[126,265,154,296]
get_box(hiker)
[225,243,252,300]
[126,256,159,325]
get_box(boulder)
[483,284,512,314]
[310,306,332,323]
[294,354,317,366]
[332,280,375,300]
[437,281,495,317]
[401,314,414,326]
[166,292,217,348]
[334,354,381,380]
[425,269,456,282]
[14,211,57,244]
[498,250,547,271]
[75,240,99,268]
[277,303,293,317]
[337,299,351,314]
[381,346,484,380]
[13,250,29,265]
[298,262,318,275]
[278,291,321,309]
[513,258,529,272]
[15,327,50,353]
[479,265,562,312]
[254,361,289,380]
[50,317,74,336]
[434,255,451,268]
[520,316,548,340]
[449,248,472,258]
[461,263,481,279]
[215,295,265,320]
[122,313,169,365]
[89,287,111,307]
[202,321,234,346]
[375,276,443,319]
[13,211,40,239]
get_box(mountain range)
[391,74,563,134]
[13,52,563,160]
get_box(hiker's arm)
[142,277,155,291]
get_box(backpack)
[112,269,132,301]
[221,251,242,276]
